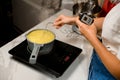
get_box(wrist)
[73,16,79,25]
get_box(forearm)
[88,36,120,80]
[53,15,79,28]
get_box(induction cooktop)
[8,39,82,78]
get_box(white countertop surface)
[0,9,93,80]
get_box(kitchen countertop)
[0,9,93,80]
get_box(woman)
[53,2,120,80]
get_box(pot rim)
[26,29,56,45]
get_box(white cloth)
[102,3,120,60]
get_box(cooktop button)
[64,56,70,62]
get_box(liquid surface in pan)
[26,29,55,44]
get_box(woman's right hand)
[53,15,79,29]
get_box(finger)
[54,21,63,26]
[56,25,62,29]
[54,16,62,22]
[54,24,63,29]
[53,23,63,29]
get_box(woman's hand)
[75,17,104,40]
[53,15,78,29]
[75,19,98,40]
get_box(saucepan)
[26,29,55,64]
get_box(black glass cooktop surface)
[9,39,82,77]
